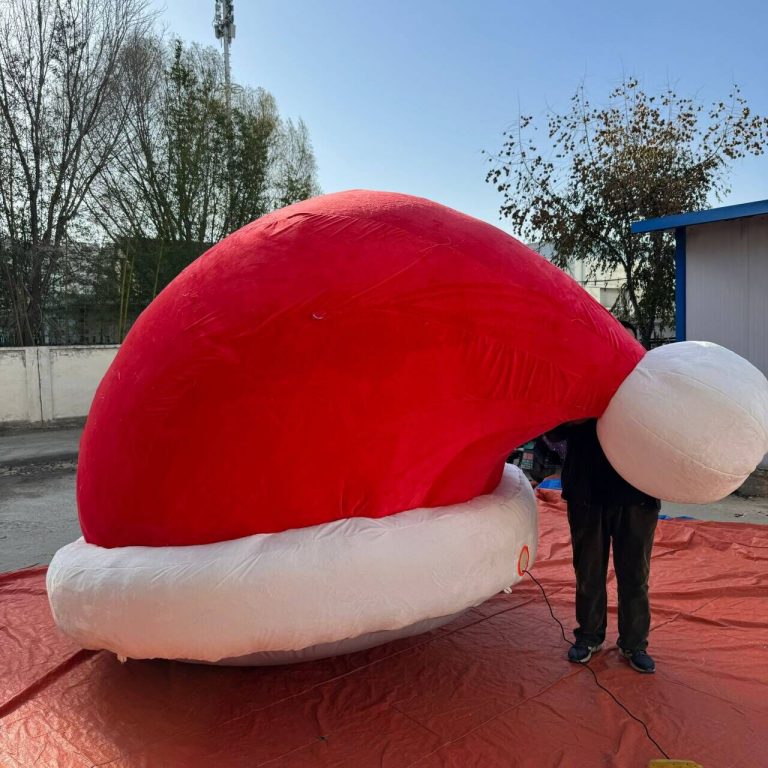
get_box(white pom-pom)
[597,341,768,504]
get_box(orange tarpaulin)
[2,491,767,767]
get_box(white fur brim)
[47,464,537,665]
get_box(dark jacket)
[546,420,660,509]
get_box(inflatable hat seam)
[646,369,768,443]
[616,412,750,480]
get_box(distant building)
[632,199,768,373]
[529,242,624,310]
[633,199,768,472]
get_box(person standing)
[546,321,660,674]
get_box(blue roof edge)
[631,199,768,233]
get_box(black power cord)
[522,569,670,760]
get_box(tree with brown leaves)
[486,78,768,347]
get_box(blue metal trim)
[675,227,686,342]
[631,199,768,233]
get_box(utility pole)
[213,0,235,119]
[214,0,236,228]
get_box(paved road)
[0,427,81,466]
[0,466,79,571]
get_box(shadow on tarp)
[1,490,767,767]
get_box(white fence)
[0,346,118,424]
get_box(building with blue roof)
[632,199,768,376]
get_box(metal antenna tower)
[213,0,235,117]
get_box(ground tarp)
[1,490,767,767]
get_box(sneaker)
[621,648,656,674]
[568,640,602,664]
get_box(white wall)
[0,349,29,422]
[687,215,768,377]
[0,346,118,424]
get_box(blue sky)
[161,0,768,233]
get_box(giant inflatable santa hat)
[47,191,768,664]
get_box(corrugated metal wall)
[686,214,768,377]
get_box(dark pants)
[567,502,659,652]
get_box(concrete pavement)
[0,469,78,571]
[0,426,81,468]
[1,426,82,571]
[663,495,768,525]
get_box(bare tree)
[89,38,320,340]
[272,117,320,210]
[94,39,319,247]
[0,0,153,345]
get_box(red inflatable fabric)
[78,191,644,547]
[3,496,768,767]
